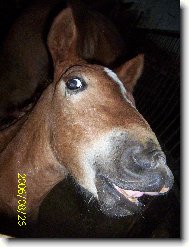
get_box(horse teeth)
[159,186,169,193]
[113,184,139,203]
[128,197,138,203]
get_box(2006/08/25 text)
[17,173,27,226]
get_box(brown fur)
[0,4,173,220]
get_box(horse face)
[50,60,174,217]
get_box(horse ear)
[115,54,144,93]
[47,6,77,65]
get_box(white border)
[0,2,184,247]
[181,0,189,8]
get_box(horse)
[0,4,173,221]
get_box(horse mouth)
[98,174,170,207]
[112,183,169,205]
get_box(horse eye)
[66,77,86,91]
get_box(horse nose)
[132,148,166,170]
[130,146,174,190]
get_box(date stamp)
[17,173,27,226]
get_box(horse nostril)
[152,151,166,167]
[132,150,166,169]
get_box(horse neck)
[0,84,67,216]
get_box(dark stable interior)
[0,0,180,238]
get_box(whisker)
[88,196,94,205]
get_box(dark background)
[0,0,180,238]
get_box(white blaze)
[104,67,135,107]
